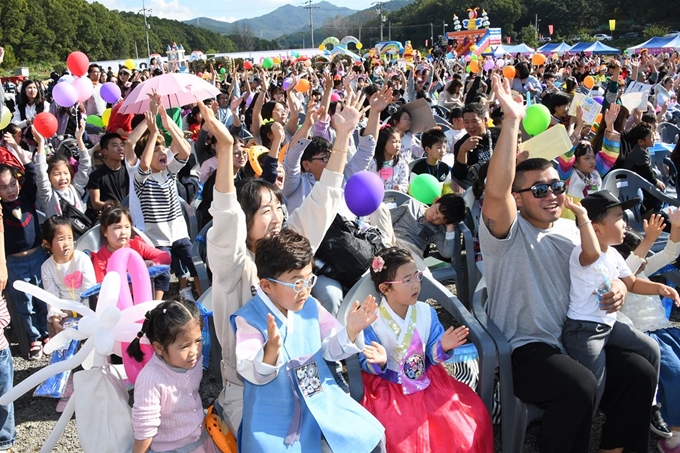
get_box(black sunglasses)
[514,181,566,198]
[309,155,330,164]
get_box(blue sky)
[88,0,370,23]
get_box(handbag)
[73,365,134,453]
[57,193,92,239]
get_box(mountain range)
[183,2,357,41]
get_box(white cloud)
[147,0,195,21]
[213,16,238,23]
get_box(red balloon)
[66,51,90,77]
[243,61,253,70]
[33,112,58,138]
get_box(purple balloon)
[100,82,121,104]
[593,96,604,105]
[52,82,78,108]
[282,77,294,91]
[344,171,385,217]
[483,59,495,71]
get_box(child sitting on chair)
[231,229,385,453]
[410,128,451,184]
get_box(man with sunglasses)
[478,74,657,453]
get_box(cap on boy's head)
[580,190,640,224]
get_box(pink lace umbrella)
[119,73,221,114]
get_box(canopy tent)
[537,42,573,55]
[567,41,620,54]
[481,45,508,57]
[626,36,678,54]
[502,43,535,55]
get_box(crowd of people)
[0,40,677,452]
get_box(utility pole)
[303,0,319,48]
[442,21,447,39]
[535,14,541,33]
[358,25,362,42]
[388,21,391,40]
[373,2,387,42]
[430,23,434,46]
[139,0,152,60]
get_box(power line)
[139,0,152,60]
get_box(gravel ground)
[6,282,678,452]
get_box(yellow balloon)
[273,57,281,64]
[356,42,363,50]
[318,44,325,51]
[102,108,112,127]
[0,109,11,129]
[124,59,135,70]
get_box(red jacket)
[90,236,171,283]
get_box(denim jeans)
[6,248,49,342]
[0,347,15,448]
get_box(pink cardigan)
[131,353,206,452]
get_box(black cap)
[581,190,640,221]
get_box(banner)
[548,24,554,35]
[506,36,511,44]
[609,20,616,31]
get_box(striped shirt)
[0,297,10,351]
[134,155,189,247]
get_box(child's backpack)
[315,214,386,290]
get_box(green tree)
[643,24,669,40]
[520,24,538,48]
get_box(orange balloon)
[584,75,595,89]
[595,113,603,124]
[531,53,547,66]
[469,60,480,73]
[278,143,288,164]
[503,66,516,79]
[295,78,310,93]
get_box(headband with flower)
[371,256,385,273]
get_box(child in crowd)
[381,193,466,272]
[368,126,409,192]
[612,211,680,451]
[198,135,247,184]
[40,216,95,334]
[0,144,49,359]
[128,299,220,453]
[410,128,451,183]
[86,132,129,220]
[231,229,385,452]
[134,96,201,298]
[444,107,466,166]
[362,247,493,453]
[622,122,664,213]
[188,106,202,142]
[34,121,91,219]
[90,202,170,300]
[0,208,15,453]
[389,108,423,161]
[562,191,674,403]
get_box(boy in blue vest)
[231,229,385,453]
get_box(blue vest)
[231,295,384,453]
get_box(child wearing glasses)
[231,229,386,453]
[562,191,676,405]
[360,247,493,453]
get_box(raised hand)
[262,313,282,366]
[667,206,680,228]
[333,91,367,135]
[564,197,588,220]
[230,95,242,113]
[491,73,525,121]
[30,125,45,148]
[369,85,394,113]
[147,89,161,117]
[197,100,234,153]
[643,213,666,243]
[363,341,387,367]
[271,121,284,140]
[440,325,470,351]
[345,295,378,343]
[144,111,158,135]
[604,103,620,127]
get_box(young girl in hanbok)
[361,247,493,453]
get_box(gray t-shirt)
[479,213,579,351]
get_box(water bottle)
[593,264,611,306]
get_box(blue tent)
[568,41,620,54]
[627,36,680,53]
[536,43,558,53]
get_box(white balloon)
[99,306,121,329]
[42,330,72,355]
[95,272,121,315]
[113,322,144,343]
[94,329,115,356]
[13,281,95,317]
[119,300,163,324]
[81,347,95,370]
[78,316,98,337]
[0,340,95,406]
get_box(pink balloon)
[464,55,471,62]
[106,248,152,309]
[121,342,155,384]
[71,77,94,103]
[496,59,505,68]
